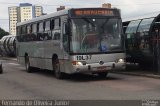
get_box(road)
[0,58,160,100]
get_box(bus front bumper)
[72,62,126,73]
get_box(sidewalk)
[111,64,160,79]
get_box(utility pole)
[0,61,3,74]
[153,22,160,74]
[157,26,160,74]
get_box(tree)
[0,27,9,39]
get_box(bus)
[16,8,126,79]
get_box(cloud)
[115,0,160,18]
[119,0,139,12]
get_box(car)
[0,61,3,74]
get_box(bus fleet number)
[77,55,92,61]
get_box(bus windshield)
[70,18,123,53]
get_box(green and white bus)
[16,8,126,79]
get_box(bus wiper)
[101,19,109,29]
[82,17,95,27]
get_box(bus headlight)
[116,59,125,63]
[72,61,83,66]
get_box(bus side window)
[27,24,33,41]
[51,18,61,40]
[54,18,61,30]
[32,23,37,41]
[16,26,22,42]
[37,22,44,41]
[44,20,52,40]
[51,19,55,39]
[52,31,60,40]
[27,24,32,34]
[22,25,27,42]
[51,19,55,30]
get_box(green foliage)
[0,27,9,39]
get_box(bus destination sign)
[75,10,113,16]
[70,8,120,17]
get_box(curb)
[111,71,160,79]
[0,57,17,61]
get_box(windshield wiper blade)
[82,17,95,27]
[101,19,109,28]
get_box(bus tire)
[25,56,33,73]
[0,64,3,74]
[98,72,108,78]
[52,58,64,79]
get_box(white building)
[8,6,18,35]
[8,3,43,35]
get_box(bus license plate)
[97,66,107,70]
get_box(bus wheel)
[98,72,108,78]
[0,63,3,74]
[52,59,63,79]
[25,56,33,73]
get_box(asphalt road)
[0,58,160,100]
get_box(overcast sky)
[0,0,160,32]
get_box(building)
[8,6,18,35]
[57,6,65,11]
[102,3,112,8]
[8,3,43,35]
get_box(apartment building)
[8,3,43,35]
[8,6,18,35]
